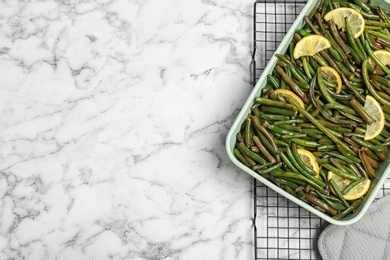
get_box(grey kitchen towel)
[318,194,390,260]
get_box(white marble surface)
[0,1,256,259]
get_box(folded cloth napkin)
[318,194,390,260]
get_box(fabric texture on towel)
[318,194,390,260]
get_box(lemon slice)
[321,66,342,94]
[364,95,385,141]
[373,50,390,65]
[369,49,390,69]
[328,171,370,200]
[324,7,365,38]
[272,89,305,109]
[297,149,320,178]
[293,35,331,59]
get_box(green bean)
[252,162,276,171]
[273,119,305,125]
[290,64,310,83]
[364,41,390,75]
[260,106,298,117]
[340,73,366,103]
[270,170,326,192]
[280,151,300,173]
[322,163,360,181]
[329,179,350,208]
[338,110,364,124]
[346,17,366,61]
[281,134,308,139]
[323,102,357,115]
[258,125,281,157]
[287,97,356,156]
[261,84,273,95]
[302,192,338,216]
[351,136,388,152]
[253,136,276,163]
[326,128,343,139]
[365,20,390,28]
[274,139,289,147]
[330,157,349,174]
[359,150,376,179]
[275,65,310,104]
[377,6,390,23]
[346,44,362,64]
[237,142,266,165]
[275,54,294,66]
[344,137,359,148]
[353,162,369,179]
[361,147,381,162]
[333,198,363,220]
[276,175,301,188]
[291,78,310,89]
[291,143,318,177]
[349,3,379,19]
[249,115,280,156]
[326,151,356,164]
[327,88,354,100]
[324,31,349,61]
[378,91,390,100]
[328,46,343,62]
[318,145,337,151]
[236,132,244,143]
[328,126,352,133]
[336,143,361,163]
[302,56,313,79]
[344,132,365,139]
[366,26,383,31]
[290,138,321,148]
[315,190,347,211]
[255,162,283,175]
[244,118,252,148]
[347,163,362,177]
[274,178,304,196]
[353,0,372,13]
[286,146,325,187]
[286,145,311,174]
[367,35,381,50]
[309,76,357,127]
[267,74,280,89]
[234,148,250,167]
[277,124,301,132]
[368,30,390,42]
[328,19,350,54]
[319,138,333,145]
[284,185,294,195]
[343,165,359,177]
[259,114,289,121]
[255,97,296,110]
[252,105,262,120]
[318,69,357,116]
[365,153,379,169]
[349,99,375,124]
[301,129,322,139]
[320,50,342,73]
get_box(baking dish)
[226,0,390,225]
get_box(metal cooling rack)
[251,1,390,259]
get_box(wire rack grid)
[251,1,390,259]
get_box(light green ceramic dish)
[226,0,390,225]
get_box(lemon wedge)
[293,35,331,59]
[324,7,365,38]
